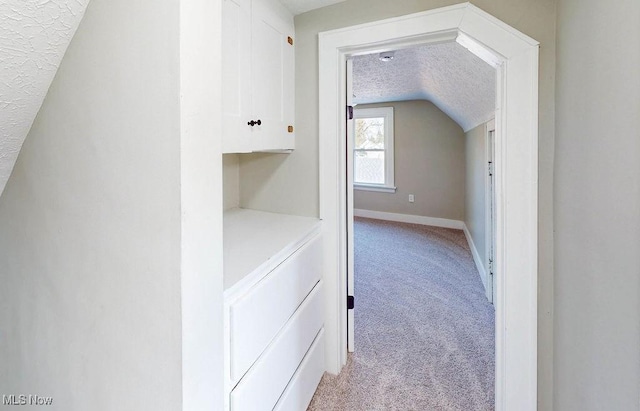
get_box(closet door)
[250,0,294,151]
[222,0,252,153]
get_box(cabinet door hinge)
[488,161,494,176]
[347,295,354,310]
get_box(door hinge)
[488,161,494,176]
[347,295,354,310]
[488,259,494,275]
[347,105,354,120]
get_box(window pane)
[355,151,385,184]
[355,118,385,149]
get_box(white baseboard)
[463,224,489,299]
[353,209,464,230]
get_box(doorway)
[335,40,498,408]
[319,3,539,410]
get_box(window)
[353,107,395,192]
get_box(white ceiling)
[278,0,347,15]
[352,42,496,132]
[0,0,88,197]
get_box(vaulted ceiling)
[352,42,496,132]
[0,0,89,197]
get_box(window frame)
[352,106,396,193]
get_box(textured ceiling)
[353,42,496,132]
[278,0,347,15]
[0,0,88,197]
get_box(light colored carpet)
[307,217,495,411]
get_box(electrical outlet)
[408,194,415,203]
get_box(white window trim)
[353,107,395,192]
[353,183,396,193]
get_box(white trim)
[456,32,502,68]
[354,209,464,230]
[484,118,496,304]
[345,59,355,353]
[353,184,396,193]
[180,0,224,409]
[319,4,539,411]
[463,224,489,298]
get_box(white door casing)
[318,3,539,411]
[346,59,355,353]
[486,119,496,303]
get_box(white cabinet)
[223,209,324,411]
[228,235,322,381]
[230,284,324,411]
[222,0,295,153]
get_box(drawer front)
[230,283,323,411]
[274,328,325,411]
[230,234,321,381]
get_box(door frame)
[318,3,539,410]
[345,59,355,353]
[485,118,496,303]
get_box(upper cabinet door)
[222,0,252,153]
[251,0,295,152]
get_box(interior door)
[486,122,496,303]
[346,59,355,352]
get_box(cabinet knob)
[248,119,262,127]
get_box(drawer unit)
[229,234,321,381]
[274,328,325,411]
[230,282,324,411]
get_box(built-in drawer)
[229,234,321,381]
[274,328,325,411]
[230,282,324,411]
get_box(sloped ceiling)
[353,42,496,132]
[279,0,347,15]
[0,0,89,197]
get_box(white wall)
[293,2,556,407]
[554,0,640,409]
[239,152,310,215]
[0,0,183,408]
[353,100,466,221]
[224,154,241,210]
[464,123,487,271]
[179,0,224,408]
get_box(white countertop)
[223,208,321,295]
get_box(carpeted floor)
[307,217,495,411]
